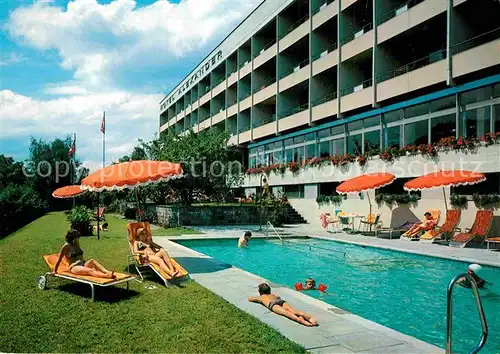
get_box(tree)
[141,128,244,205]
[0,155,26,187]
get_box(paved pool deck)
[155,236,443,354]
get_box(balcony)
[239,61,252,78]
[451,28,500,78]
[377,0,447,44]
[341,23,374,62]
[253,80,277,105]
[312,43,338,75]
[227,70,238,86]
[253,114,276,129]
[253,41,277,70]
[212,77,226,96]
[253,121,277,140]
[279,15,309,53]
[212,110,226,125]
[340,79,373,112]
[227,101,238,117]
[312,93,338,122]
[199,92,210,106]
[278,106,309,132]
[279,59,310,93]
[312,1,338,30]
[376,51,446,102]
[239,93,252,111]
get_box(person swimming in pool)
[238,231,252,248]
[460,264,488,289]
[248,283,318,327]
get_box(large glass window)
[429,96,456,113]
[306,143,316,159]
[318,128,330,138]
[293,147,304,163]
[331,125,344,136]
[386,126,401,148]
[283,185,304,198]
[285,149,293,163]
[273,150,283,164]
[347,133,363,154]
[364,130,380,151]
[494,105,500,133]
[364,116,380,128]
[384,109,404,124]
[347,120,363,132]
[249,156,256,168]
[464,106,491,138]
[431,114,456,143]
[319,141,330,157]
[405,103,428,119]
[332,138,344,155]
[405,120,428,145]
[461,86,493,105]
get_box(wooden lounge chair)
[126,222,188,287]
[486,237,500,251]
[420,210,461,244]
[400,209,441,241]
[449,210,493,248]
[38,253,134,301]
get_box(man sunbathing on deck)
[248,283,318,327]
[401,212,436,238]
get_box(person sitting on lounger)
[134,228,179,277]
[248,283,318,327]
[460,264,487,289]
[238,231,252,248]
[54,229,115,279]
[402,212,436,238]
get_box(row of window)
[249,85,500,167]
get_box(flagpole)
[72,133,76,208]
[98,111,105,241]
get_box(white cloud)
[0,89,162,165]
[6,0,262,88]
[44,83,89,95]
[0,52,27,66]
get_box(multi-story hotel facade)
[159,0,500,228]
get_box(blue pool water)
[177,238,500,353]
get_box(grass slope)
[0,212,304,353]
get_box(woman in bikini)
[402,212,436,238]
[54,229,115,278]
[134,228,179,277]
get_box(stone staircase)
[283,204,308,224]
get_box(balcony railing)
[279,14,309,39]
[340,78,373,96]
[239,90,251,101]
[450,27,500,55]
[253,114,276,128]
[211,76,225,89]
[204,85,211,93]
[199,114,210,122]
[377,0,425,25]
[279,103,309,119]
[239,59,251,69]
[340,22,373,46]
[226,98,237,108]
[279,58,310,79]
[252,77,277,94]
[312,0,334,15]
[311,42,338,61]
[226,68,237,78]
[252,39,276,59]
[312,91,338,107]
[191,96,198,104]
[238,126,250,133]
[376,49,446,83]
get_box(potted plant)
[67,205,93,236]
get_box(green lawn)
[153,226,202,236]
[0,212,304,353]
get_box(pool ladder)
[446,273,488,354]
[265,221,285,244]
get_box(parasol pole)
[442,187,448,211]
[367,191,373,232]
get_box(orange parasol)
[52,185,87,199]
[336,173,395,231]
[404,170,486,210]
[81,160,183,192]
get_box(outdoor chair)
[37,253,134,301]
[486,236,500,251]
[126,222,188,287]
[360,213,381,233]
[420,209,461,244]
[400,209,441,241]
[449,210,493,248]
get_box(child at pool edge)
[238,231,252,248]
[248,283,318,327]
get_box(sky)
[0,0,262,171]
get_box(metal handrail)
[312,42,338,61]
[340,22,373,46]
[239,90,251,100]
[446,273,488,354]
[266,221,284,244]
[312,91,337,107]
[280,14,309,39]
[450,26,500,55]
[377,0,425,25]
[279,58,310,79]
[376,49,446,83]
[312,0,333,15]
[253,77,277,93]
[253,39,276,58]
[253,114,276,128]
[279,103,309,119]
[340,78,373,96]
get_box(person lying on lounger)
[134,228,179,277]
[401,212,436,238]
[248,283,318,327]
[54,229,116,279]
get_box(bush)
[0,184,46,237]
[472,193,500,209]
[67,206,93,236]
[376,193,420,206]
[137,208,158,224]
[450,194,468,209]
[316,194,343,206]
[124,207,136,220]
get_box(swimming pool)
[176,238,500,354]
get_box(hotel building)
[159,0,500,228]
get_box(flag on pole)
[100,111,106,134]
[68,134,76,158]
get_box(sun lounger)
[420,210,461,244]
[449,210,493,248]
[400,209,441,241]
[126,222,188,287]
[486,237,500,250]
[38,253,134,301]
